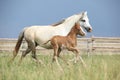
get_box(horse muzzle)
[85,27,92,32]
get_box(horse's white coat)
[22,12,91,48]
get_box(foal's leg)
[67,47,86,67]
[79,55,87,68]
[52,45,63,71]
[67,47,80,63]
[57,48,69,65]
[52,45,59,63]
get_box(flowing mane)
[51,14,81,28]
[51,14,79,27]
[51,19,65,26]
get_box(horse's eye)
[81,20,85,22]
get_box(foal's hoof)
[66,62,70,65]
[69,58,75,62]
[33,59,44,65]
[38,60,44,64]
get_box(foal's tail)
[12,28,27,61]
[43,40,51,45]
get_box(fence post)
[87,35,95,56]
[91,35,95,52]
[87,39,90,57]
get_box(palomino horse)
[44,22,86,68]
[11,11,92,64]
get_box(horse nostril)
[84,27,92,32]
[89,28,92,32]
[87,27,92,32]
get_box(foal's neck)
[67,27,77,41]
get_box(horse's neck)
[54,14,81,36]
[63,15,81,36]
[67,28,77,45]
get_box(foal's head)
[74,22,86,36]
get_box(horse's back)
[24,26,49,41]
[23,25,60,46]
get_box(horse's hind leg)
[19,47,31,65]
[52,46,59,63]
[19,41,33,65]
[31,43,44,64]
[31,49,43,64]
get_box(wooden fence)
[0,37,120,53]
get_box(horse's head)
[75,22,86,36]
[79,11,92,32]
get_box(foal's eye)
[81,20,86,22]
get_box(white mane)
[56,14,82,35]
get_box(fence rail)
[0,37,120,53]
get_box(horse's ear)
[77,11,84,15]
[82,11,87,16]
[84,11,87,15]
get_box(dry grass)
[0,52,120,80]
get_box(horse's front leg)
[31,50,44,65]
[53,46,60,65]
[53,46,63,71]
[67,47,79,63]
[30,42,44,65]
[71,47,86,67]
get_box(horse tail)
[12,28,27,60]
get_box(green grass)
[0,52,120,80]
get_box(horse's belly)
[40,42,53,49]
[41,44,53,49]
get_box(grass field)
[0,52,120,80]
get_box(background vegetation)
[0,52,120,80]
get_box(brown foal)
[45,22,86,67]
